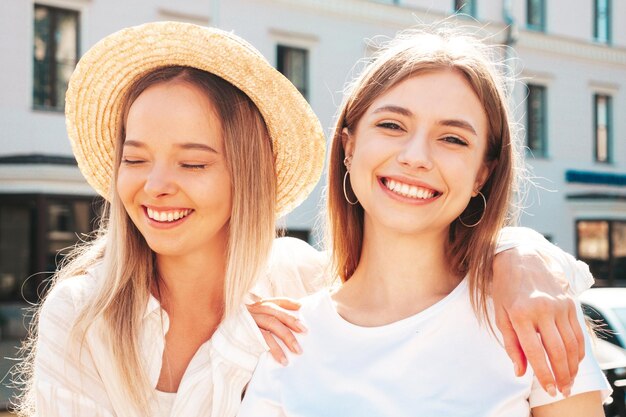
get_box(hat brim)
[65,21,325,218]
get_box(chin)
[145,241,186,257]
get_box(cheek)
[115,169,137,205]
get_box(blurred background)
[0,0,625,414]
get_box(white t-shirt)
[238,278,611,417]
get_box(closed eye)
[181,163,208,170]
[121,158,145,165]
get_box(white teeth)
[384,179,436,200]
[146,208,191,222]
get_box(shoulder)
[268,237,329,268]
[252,238,332,299]
[39,268,99,329]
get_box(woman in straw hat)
[238,26,609,417]
[17,22,599,417]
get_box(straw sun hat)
[65,21,325,218]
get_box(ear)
[341,127,355,159]
[473,161,494,196]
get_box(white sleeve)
[529,301,612,408]
[496,226,595,295]
[237,352,287,417]
[34,278,116,417]
[249,237,332,301]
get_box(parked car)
[580,288,626,417]
[580,288,626,350]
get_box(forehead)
[125,80,223,148]
[367,69,488,133]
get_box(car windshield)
[614,307,626,331]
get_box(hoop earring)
[343,170,359,205]
[458,191,486,228]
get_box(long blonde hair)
[17,66,276,414]
[327,27,522,322]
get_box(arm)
[33,278,116,417]
[247,237,329,364]
[531,391,604,417]
[493,227,593,396]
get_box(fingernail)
[280,357,288,366]
[513,363,521,376]
[292,341,303,354]
[562,384,572,398]
[295,320,308,333]
[546,384,557,397]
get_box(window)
[527,0,545,31]
[594,94,612,163]
[526,84,547,158]
[0,194,101,406]
[454,0,476,17]
[594,0,611,44]
[577,220,626,285]
[33,4,79,110]
[277,45,309,100]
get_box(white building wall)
[1,0,625,251]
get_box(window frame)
[454,0,476,17]
[593,0,612,44]
[593,93,612,164]
[576,219,626,286]
[526,0,546,31]
[525,84,548,158]
[32,3,80,112]
[276,44,309,101]
[0,194,102,303]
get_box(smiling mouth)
[145,207,194,223]
[381,178,440,200]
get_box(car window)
[582,304,622,347]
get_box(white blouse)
[32,229,594,417]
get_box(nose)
[143,162,177,198]
[396,133,434,171]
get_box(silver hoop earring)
[458,191,486,228]
[343,170,359,205]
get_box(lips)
[381,178,440,200]
[145,207,193,223]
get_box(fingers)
[555,305,582,384]
[536,320,571,396]
[248,302,307,334]
[569,304,586,362]
[262,297,302,311]
[248,298,307,366]
[261,329,288,366]
[511,319,557,397]
[495,307,527,377]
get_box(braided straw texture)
[65,21,325,218]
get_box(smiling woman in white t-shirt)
[238,26,611,417]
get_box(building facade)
[1,0,625,406]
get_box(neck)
[155,248,226,317]
[334,216,462,325]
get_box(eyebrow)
[123,140,218,153]
[437,119,478,136]
[371,105,413,117]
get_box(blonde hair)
[327,26,522,322]
[16,66,276,414]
